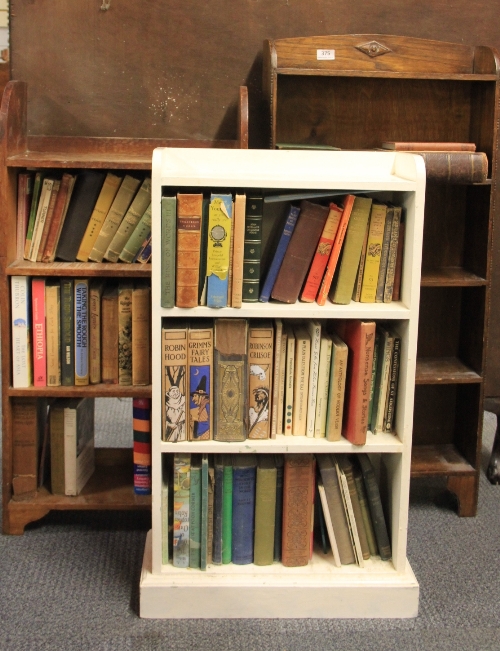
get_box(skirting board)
[139,531,419,619]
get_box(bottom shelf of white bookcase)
[139,531,419,619]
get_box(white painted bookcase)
[140,148,425,619]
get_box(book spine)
[189,461,202,568]
[187,323,213,441]
[373,331,394,434]
[59,279,74,386]
[11,276,32,388]
[200,454,209,570]
[375,207,394,302]
[222,460,233,564]
[16,173,31,261]
[282,454,314,567]
[29,178,54,261]
[63,404,78,496]
[161,460,169,565]
[358,454,391,560]
[391,214,405,302]
[273,456,284,561]
[292,326,310,436]
[173,453,190,568]
[50,404,65,495]
[351,220,369,302]
[253,459,277,566]
[101,287,119,384]
[270,319,282,439]
[198,198,210,304]
[367,331,379,430]
[42,173,75,263]
[248,322,274,440]
[118,284,133,386]
[45,282,61,387]
[325,338,348,442]
[353,465,378,556]
[360,203,387,303]
[74,279,89,386]
[382,141,476,152]
[36,179,60,262]
[314,335,332,438]
[31,278,46,387]
[339,457,370,560]
[134,231,152,263]
[418,151,488,182]
[24,172,44,259]
[11,398,40,496]
[384,335,401,432]
[306,321,322,437]
[242,196,263,302]
[133,398,152,495]
[119,204,152,263]
[207,461,215,565]
[231,461,256,565]
[207,194,233,308]
[231,193,246,308]
[160,197,177,307]
[212,456,224,565]
[161,325,188,442]
[383,207,402,303]
[276,328,287,436]
[89,282,103,385]
[175,193,203,308]
[284,326,295,435]
[131,285,151,385]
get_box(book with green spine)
[159,196,176,307]
[242,195,263,302]
[189,454,202,569]
[200,454,209,570]
[222,454,233,564]
[60,279,74,387]
[119,203,152,263]
[253,455,277,566]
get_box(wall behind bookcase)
[8,0,500,399]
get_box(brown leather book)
[416,151,487,183]
[12,398,46,496]
[131,283,151,385]
[271,200,330,304]
[101,284,119,384]
[381,141,476,152]
[176,193,203,308]
[282,453,315,567]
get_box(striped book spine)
[133,398,152,495]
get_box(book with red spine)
[31,278,46,387]
[133,397,152,495]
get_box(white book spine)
[314,335,332,438]
[284,328,295,436]
[270,319,282,439]
[306,320,322,437]
[11,276,31,388]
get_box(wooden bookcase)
[0,81,248,535]
[263,34,500,517]
[139,147,425,619]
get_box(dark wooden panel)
[413,384,458,445]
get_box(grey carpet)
[1,401,499,651]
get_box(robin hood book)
[176,193,204,308]
[187,320,213,441]
[162,322,188,442]
[248,320,274,440]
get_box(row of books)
[165,452,391,570]
[161,317,400,446]
[11,276,151,388]
[18,171,152,264]
[161,190,405,309]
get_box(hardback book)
[118,203,152,263]
[161,456,170,565]
[189,454,202,569]
[74,279,90,386]
[76,172,122,262]
[117,283,133,386]
[353,461,378,556]
[282,454,315,567]
[101,284,119,384]
[372,326,395,434]
[11,276,32,388]
[357,454,392,561]
[384,331,401,433]
[161,322,188,442]
[198,197,210,304]
[334,455,364,567]
[226,199,235,307]
[23,171,44,259]
[200,454,209,570]
[213,318,248,442]
[231,193,246,308]
[36,179,61,262]
[206,193,233,308]
[270,318,283,439]
[306,320,322,437]
[212,454,224,565]
[367,331,380,431]
[160,195,177,308]
[206,457,215,565]
[176,193,204,308]
[49,399,66,495]
[253,454,277,566]
[283,323,295,436]
[375,206,394,303]
[16,172,33,260]
[59,279,74,387]
[134,232,152,263]
[339,320,376,444]
[383,206,403,303]
[222,454,233,565]
[187,320,213,441]
[248,320,274,440]
[391,210,405,302]
[292,324,311,436]
[131,283,151,386]
[315,480,331,556]
[56,170,107,262]
[336,455,370,560]
[88,174,141,262]
[360,202,387,303]
[330,196,373,305]
[31,278,46,387]
[325,333,348,442]
[316,195,356,306]
[416,151,488,183]
[104,177,152,262]
[271,200,330,304]
[273,454,284,561]
[41,172,76,263]
[317,477,341,567]
[11,398,47,496]
[242,194,263,302]
[231,454,257,565]
[316,454,356,565]
[89,280,104,385]
[259,204,300,303]
[351,218,369,302]
[381,141,476,152]
[276,325,288,436]
[173,453,191,568]
[45,281,61,387]
[28,177,55,261]
[63,397,95,496]
[301,203,343,302]
[133,398,152,496]
[314,333,332,438]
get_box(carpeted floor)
[1,401,500,651]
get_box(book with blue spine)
[231,453,257,565]
[206,194,233,308]
[133,398,151,495]
[74,279,89,386]
[259,204,300,302]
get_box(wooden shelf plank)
[421,267,486,287]
[411,444,475,477]
[8,384,152,398]
[276,69,498,81]
[6,260,151,277]
[415,357,482,384]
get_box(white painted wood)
[144,148,425,619]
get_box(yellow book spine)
[360,203,387,303]
[45,283,61,387]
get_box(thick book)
[384,332,401,433]
[119,203,152,263]
[284,323,295,436]
[314,333,332,438]
[16,172,33,260]
[372,326,394,434]
[187,320,213,441]
[325,333,348,442]
[173,453,191,568]
[160,195,177,309]
[74,279,90,386]
[131,283,151,385]
[360,203,387,303]
[254,455,277,566]
[273,454,284,562]
[417,151,488,183]
[248,320,274,440]
[176,193,203,308]
[306,320,322,437]
[49,399,66,495]
[375,206,394,303]
[271,200,330,304]
[301,203,343,302]
[31,278,46,387]
[35,178,60,262]
[189,454,202,569]
[118,283,133,386]
[330,196,373,305]
[222,454,233,564]
[29,177,56,261]
[242,194,263,302]
[59,279,74,387]
[89,175,141,262]
[259,204,300,302]
[381,140,476,152]
[334,455,364,567]
[101,284,119,384]
[105,177,152,262]
[133,398,152,496]
[76,172,122,261]
[11,398,46,496]
[357,454,392,561]
[340,320,376,445]
[23,172,45,260]
[198,198,210,304]
[231,454,257,565]
[231,193,246,308]
[317,477,341,567]
[367,331,380,431]
[270,318,283,439]
[282,454,315,567]
[383,206,403,303]
[41,173,76,263]
[161,322,188,442]
[212,454,224,565]
[89,280,104,385]
[63,397,95,496]
[213,318,248,442]
[392,211,405,302]
[56,171,107,262]
[353,462,378,556]
[200,454,209,570]
[11,276,32,388]
[336,456,370,560]
[206,193,233,308]
[292,324,310,436]
[45,281,61,387]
